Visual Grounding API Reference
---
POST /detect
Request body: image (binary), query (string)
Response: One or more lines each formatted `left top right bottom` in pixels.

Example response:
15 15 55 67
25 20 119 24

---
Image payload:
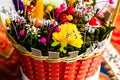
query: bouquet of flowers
5 0 115 58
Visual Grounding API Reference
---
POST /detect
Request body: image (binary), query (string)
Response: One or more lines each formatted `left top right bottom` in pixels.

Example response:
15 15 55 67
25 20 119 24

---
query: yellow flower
46 5 53 13
5 18 11 25
67 15 73 21
52 23 83 53
24 0 30 6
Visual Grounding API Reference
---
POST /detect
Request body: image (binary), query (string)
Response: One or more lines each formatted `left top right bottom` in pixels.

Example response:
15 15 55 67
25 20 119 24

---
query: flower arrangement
6 0 115 58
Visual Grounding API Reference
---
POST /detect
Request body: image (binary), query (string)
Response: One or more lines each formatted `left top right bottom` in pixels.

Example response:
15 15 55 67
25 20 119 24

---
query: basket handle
111 0 120 26
0 16 6 29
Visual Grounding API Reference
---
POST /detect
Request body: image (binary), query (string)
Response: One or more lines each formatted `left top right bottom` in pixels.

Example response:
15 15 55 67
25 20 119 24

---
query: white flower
31 26 37 32
43 0 64 8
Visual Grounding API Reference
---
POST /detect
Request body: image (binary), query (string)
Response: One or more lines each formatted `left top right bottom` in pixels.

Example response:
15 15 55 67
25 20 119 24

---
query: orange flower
34 19 42 28
69 0 75 6
34 0 44 20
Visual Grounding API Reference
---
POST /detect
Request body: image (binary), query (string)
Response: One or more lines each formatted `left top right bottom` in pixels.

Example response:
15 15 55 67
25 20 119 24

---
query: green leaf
99 27 115 41
102 27 115 38
60 47 66 53
51 41 60 47
93 0 96 9
60 43 67 53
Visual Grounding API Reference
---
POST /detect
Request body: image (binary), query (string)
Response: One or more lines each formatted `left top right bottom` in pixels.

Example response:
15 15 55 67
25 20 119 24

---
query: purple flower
19 29 25 36
12 0 24 12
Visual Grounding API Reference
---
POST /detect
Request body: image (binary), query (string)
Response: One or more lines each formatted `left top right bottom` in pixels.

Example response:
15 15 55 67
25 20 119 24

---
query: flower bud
46 5 53 13
67 15 73 21
40 37 47 43
24 0 30 6
5 18 11 25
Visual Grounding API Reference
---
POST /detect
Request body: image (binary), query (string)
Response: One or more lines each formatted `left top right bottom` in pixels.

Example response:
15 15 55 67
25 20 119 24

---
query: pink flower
84 0 89 2
40 37 47 43
55 27 61 32
54 8 62 16
19 29 25 36
60 3 67 10
64 21 69 24
109 0 114 4
17 18 23 24
87 7 91 12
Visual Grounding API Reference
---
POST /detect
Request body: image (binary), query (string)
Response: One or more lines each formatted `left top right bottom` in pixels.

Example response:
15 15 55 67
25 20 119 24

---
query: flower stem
24 6 27 18
23 34 28 42
96 1 108 16
47 13 60 42
17 0 20 12
48 12 52 20
11 22 20 40
96 1 109 4
30 31 33 46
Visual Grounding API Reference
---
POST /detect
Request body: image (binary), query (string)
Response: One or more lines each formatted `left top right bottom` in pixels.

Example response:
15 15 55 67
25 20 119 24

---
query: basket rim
14 42 105 62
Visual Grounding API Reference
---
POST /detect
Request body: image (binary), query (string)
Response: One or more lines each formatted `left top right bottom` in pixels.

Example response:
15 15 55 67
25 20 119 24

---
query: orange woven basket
17 49 104 80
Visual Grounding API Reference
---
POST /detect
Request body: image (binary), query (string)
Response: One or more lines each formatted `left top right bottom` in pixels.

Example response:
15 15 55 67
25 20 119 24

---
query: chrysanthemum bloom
52 23 83 53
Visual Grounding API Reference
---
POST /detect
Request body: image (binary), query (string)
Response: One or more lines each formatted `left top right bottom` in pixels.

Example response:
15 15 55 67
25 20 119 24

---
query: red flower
59 13 68 22
67 6 76 15
89 17 102 27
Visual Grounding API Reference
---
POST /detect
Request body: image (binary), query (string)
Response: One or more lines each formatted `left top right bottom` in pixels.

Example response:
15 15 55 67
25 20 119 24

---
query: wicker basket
11 1 120 80
18 49 104 80
14 1 120 80
14 26 114 79
0 50 22 80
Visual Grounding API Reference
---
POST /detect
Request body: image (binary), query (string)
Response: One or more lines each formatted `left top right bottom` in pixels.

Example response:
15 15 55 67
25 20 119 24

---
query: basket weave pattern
19 51 103 80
